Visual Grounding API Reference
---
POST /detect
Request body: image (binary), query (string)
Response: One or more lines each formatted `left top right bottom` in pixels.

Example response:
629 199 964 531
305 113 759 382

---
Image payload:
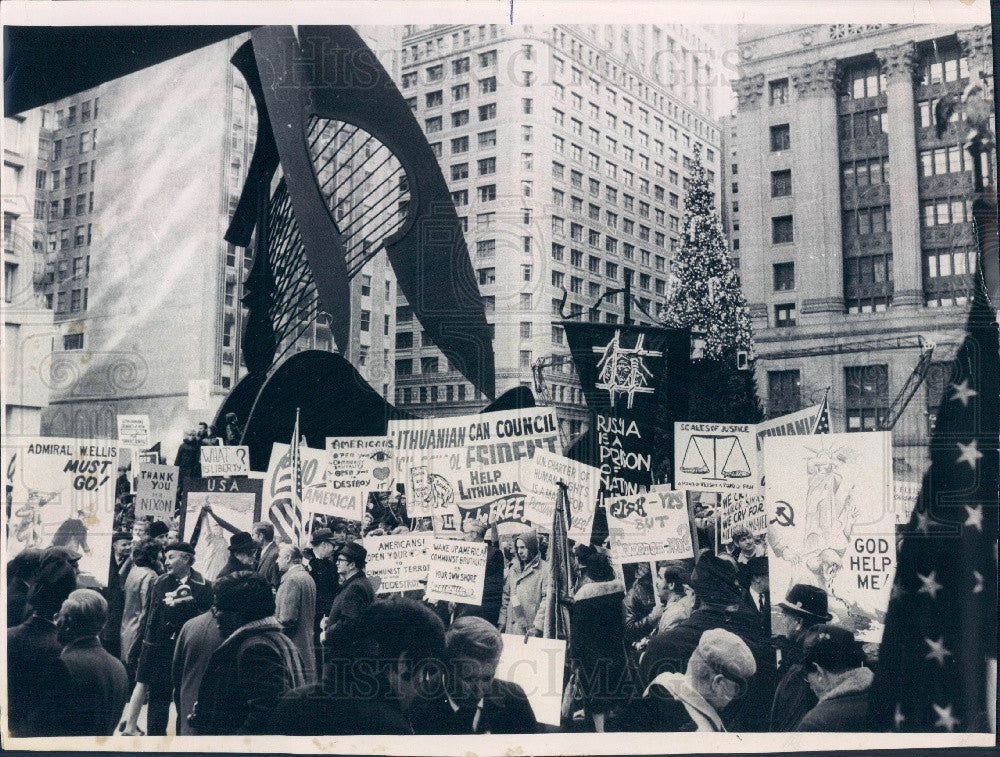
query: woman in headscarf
497 531 548 637
568 546 628 732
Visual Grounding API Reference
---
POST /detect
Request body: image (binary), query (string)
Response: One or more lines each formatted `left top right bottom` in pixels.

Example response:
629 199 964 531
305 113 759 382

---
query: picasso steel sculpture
215 27 497 468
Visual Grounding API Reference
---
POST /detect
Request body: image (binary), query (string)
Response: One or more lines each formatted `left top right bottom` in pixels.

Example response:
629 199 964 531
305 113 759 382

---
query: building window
844 253 892 313
451 136 469 154
773 262 795 291
425 116 442 133
774 302 796 327
451 163 469 181
478 76 497 94
63 333 84 350
426 64 443 82
519 293 532 310
478 103 497 121
396 331 414 349
845 364 888 432
477 157 496 175
520 321 532 339
478 130 496 148
359 309 371 331
396 358 413 376
772 215 793 244
841 63 885 100
477 184 496 202
451 110 469 127
924 246 976 307
919 146 966 177
770 124 790 152
921 198 970 227
426 90 443 108
453 57 470 75
771 169 792 197
476 239 496 257
769 78 789 106
837 108 887 139
450 189 468 207
519 350 532 368
768 370 801 416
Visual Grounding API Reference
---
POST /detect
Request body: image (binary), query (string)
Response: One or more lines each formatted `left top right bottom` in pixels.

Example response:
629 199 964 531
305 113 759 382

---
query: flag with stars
867 226 998 732
811 389 831 434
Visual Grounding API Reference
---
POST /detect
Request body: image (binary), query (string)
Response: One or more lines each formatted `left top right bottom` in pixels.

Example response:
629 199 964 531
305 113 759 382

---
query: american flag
269 408 303 545
811 389 831 434
867 264 998 732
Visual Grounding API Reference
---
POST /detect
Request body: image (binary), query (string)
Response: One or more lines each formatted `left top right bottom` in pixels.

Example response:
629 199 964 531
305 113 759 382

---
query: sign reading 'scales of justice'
135 464 179 519
389 409 560 536
604 489 694 564
5 436 119 589
364 532 432 594
424 539 488 605
674 422 759 494
764 431 894 644
200 445 250 477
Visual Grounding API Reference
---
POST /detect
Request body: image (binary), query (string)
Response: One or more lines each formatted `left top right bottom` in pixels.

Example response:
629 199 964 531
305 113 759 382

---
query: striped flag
269 408 303 544
811 388 831 434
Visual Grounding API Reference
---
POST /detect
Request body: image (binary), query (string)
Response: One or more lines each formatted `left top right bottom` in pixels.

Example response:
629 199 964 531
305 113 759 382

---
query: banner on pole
117 415 150 449
200 446 250 477
522 449 599 543
425 538 488 605
764 431 894 643
364 532 432 594
135 464 179 520
5 436 119 588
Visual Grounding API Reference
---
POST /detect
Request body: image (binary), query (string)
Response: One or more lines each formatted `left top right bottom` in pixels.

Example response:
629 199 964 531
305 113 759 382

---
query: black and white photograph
1 1 996 753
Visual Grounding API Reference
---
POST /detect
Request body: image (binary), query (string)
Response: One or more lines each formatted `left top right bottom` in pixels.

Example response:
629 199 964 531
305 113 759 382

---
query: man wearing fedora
308 528 340 645
769 583 833 731
217 531 258 580
320 541 374 679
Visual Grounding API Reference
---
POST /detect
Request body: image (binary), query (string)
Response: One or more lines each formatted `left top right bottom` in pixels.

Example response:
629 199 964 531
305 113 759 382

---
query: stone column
732 74 767 328
790 59 844 315
875 42 922 308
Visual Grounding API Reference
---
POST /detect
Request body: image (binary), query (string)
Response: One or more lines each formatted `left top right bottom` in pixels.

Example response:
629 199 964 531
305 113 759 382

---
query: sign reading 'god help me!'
425 539 488 605
200 446 250 477
135 464 179 519
605 489 694 564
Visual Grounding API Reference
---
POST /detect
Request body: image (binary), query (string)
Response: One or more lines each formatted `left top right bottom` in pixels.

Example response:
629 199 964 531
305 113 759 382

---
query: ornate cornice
790 59 839 98
875 42 918 83
957 25 993 61
733 74 765 110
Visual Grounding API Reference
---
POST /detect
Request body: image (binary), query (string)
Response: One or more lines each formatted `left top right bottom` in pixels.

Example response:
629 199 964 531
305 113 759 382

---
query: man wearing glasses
319 541 374 680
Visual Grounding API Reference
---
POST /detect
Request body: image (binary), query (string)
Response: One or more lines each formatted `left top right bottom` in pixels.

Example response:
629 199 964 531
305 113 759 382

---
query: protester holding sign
498 532 548 637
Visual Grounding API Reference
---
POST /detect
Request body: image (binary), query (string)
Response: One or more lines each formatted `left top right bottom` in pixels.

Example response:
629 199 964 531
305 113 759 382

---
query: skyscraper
394 24 727 443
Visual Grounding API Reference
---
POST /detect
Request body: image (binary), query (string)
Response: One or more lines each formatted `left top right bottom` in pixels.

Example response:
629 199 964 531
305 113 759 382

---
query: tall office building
733 23 994 470
28 30 398 454
394 24 726 442
3 109 54 435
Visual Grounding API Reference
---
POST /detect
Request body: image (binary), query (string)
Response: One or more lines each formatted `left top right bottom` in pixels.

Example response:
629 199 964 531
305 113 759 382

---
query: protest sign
425 538 488 605
675 422 758 494
6 436 119 588
182 476 264 582
135 464 179 519
364 532 432 594
605 489 694 564
200 445 250 477
390 408 561 536
764 431 894 643
136 448 160 465
262 442 342 524
753 404 824 487
496 635 566 727
716 492 767 548
325 436 395 490
117 415 150 448
522 449 600 543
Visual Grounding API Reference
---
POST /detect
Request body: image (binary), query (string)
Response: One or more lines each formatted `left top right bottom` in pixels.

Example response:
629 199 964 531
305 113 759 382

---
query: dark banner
563 323 690 507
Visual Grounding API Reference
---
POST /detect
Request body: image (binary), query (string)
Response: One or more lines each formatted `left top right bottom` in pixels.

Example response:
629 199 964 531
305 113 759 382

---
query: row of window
844 205 891 237
36 161 97 192
425 102 496 132
397 383 487 406
44 192 95 221
50 287 89 315
551 268 666 295
51 130 97 161
552 242 667 273
52 99 99 130
841 156 889 188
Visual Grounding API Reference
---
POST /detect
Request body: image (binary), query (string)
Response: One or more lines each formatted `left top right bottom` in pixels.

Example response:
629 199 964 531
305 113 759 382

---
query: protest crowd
4 416 900 739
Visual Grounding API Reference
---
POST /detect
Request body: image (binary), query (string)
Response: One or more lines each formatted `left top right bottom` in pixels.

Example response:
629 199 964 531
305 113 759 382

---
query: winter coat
191 617 307 735
623 577 657 642
498 557 549 635
171 610 223 735
795 666 873 732
7 576 31 628
7 616 62 736
636 672 727 731
322 571 374 658
639 603 777 732
100 556 128 659
409 678 539 734
46 637 129 736
656 592 696 635
119 563 157 668
256 541 280 591
770 638 817 732
309 555 339 633
269 679 413 735
217 555 254 580
174 439 202 480
570 578 630 712
135 570 213 690
275 563 317 684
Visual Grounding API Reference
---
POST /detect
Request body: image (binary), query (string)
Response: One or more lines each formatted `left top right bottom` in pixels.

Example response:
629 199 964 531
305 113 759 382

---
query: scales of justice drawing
680 435 752 482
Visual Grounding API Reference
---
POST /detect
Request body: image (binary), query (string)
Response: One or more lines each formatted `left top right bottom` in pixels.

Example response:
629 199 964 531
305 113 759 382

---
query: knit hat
801 624 865 672
228 531 257 554
515 531 539 562
583 551 616 583
691 554 742 606
338 540 367 570
744 556 769 578
112 531 132 543
148 520 170 539
163 541 196 556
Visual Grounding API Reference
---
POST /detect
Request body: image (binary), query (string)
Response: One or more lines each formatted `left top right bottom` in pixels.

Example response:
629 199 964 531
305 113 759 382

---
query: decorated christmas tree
659 146 763 424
